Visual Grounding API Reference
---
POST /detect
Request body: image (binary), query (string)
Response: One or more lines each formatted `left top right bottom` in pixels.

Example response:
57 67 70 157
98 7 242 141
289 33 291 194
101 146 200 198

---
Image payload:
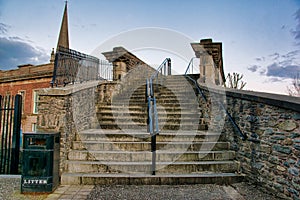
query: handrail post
151 132 156 175
167 58 171 75
146 58 172 176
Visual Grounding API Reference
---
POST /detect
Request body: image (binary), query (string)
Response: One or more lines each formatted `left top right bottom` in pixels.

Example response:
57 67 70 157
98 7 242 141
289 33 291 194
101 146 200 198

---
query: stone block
292 113 300 120
259 145 271 154
287 187 299 196
292 181 300 191
296 160 300 168
278 120 297 132
282 138 293 145
294 144 300 151
288 167 299 176
276 165 286 172
276 177 290 185
273 182 284 192
291 132 300 139
271 135 286 140
263 128 274 136
269 156 279 164
252 162 264 170
272 144 292 154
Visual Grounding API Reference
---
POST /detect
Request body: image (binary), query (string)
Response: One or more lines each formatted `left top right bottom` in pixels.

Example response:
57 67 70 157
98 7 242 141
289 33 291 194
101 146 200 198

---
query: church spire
56 1 69 50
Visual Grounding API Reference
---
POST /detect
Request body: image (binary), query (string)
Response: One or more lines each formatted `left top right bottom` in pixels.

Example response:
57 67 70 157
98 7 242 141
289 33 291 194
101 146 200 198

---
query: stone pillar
199 51 215 84
191 38 225 85
113 61 127 81
214 65 221 85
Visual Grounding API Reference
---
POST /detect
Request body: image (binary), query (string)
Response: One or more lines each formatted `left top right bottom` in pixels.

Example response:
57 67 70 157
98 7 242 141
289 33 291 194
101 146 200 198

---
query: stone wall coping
38 80 101 96
198 82 300 112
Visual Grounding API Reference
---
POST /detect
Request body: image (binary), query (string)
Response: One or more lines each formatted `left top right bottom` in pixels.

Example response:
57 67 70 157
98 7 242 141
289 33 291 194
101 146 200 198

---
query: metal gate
0 94 22 174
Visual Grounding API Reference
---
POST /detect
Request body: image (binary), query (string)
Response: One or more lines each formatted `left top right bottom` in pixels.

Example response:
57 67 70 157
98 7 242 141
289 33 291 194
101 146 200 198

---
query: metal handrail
146 58 171 175
150 58 171 81
185 57 207 101
184 57 248 141
184 57 197 75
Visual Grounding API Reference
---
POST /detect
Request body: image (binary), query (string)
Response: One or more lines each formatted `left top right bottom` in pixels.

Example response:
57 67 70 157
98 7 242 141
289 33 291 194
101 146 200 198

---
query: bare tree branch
225 72 247 90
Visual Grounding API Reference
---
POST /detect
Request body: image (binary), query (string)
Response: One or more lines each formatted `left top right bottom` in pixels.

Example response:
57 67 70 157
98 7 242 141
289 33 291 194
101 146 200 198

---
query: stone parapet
37 81 100 174
198 82 300 199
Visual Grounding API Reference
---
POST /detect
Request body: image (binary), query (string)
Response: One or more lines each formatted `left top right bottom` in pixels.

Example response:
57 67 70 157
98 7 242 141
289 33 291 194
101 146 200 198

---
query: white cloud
0 37 49 70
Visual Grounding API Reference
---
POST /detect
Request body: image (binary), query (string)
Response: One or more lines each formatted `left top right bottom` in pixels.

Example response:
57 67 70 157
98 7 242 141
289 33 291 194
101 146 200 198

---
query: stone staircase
61 73 243 185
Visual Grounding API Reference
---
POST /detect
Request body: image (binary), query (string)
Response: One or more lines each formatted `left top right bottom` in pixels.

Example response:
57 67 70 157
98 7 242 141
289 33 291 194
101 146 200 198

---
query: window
33 91 39 114
18 90 25 114
32 123 37 132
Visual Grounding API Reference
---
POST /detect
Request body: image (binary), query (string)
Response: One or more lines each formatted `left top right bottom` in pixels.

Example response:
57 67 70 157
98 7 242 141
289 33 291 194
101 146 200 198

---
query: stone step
72 141 230 151
61 172 244 185
154 85 197 90
98 105 146 111
97 116 201 124
98 105 201 112
121 99 195 105
97 123 207 131
117 87 197 97
115 90 197 99
99 120 208 131
97 111 200 118
97 107 200 113
116 91 198 98
76 130 224 142
65 160 240 174
68 150 235 162
115 98 198 105
98 123 145 130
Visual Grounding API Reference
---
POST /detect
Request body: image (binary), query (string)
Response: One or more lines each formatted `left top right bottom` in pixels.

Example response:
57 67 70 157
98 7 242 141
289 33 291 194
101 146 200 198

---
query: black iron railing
99 59 113 81
0 95 22 174
184 57 248 141
51 46 102 87
146 58 171 175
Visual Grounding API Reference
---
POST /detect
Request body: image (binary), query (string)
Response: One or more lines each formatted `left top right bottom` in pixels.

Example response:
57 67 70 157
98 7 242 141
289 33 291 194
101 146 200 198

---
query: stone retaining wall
37 81 99 174
199 83 300 199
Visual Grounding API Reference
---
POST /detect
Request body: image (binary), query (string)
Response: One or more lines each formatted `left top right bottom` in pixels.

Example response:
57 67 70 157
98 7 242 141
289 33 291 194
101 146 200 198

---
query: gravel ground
0 175 47 200
0 175 280 200
87 182 279 200
231 182 279 200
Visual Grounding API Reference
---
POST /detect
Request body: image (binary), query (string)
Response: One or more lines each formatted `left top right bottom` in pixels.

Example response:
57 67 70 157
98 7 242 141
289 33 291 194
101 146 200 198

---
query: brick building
0 62 54 132
0 2 69 132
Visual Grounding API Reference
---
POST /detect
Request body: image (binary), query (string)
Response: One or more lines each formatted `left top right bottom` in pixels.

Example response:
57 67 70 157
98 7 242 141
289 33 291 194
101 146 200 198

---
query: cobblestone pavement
0 175 279 200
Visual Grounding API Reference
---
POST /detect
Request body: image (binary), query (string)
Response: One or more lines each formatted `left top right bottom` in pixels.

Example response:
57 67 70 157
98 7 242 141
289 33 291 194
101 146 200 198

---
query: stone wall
198 82 300 199
96 81 118 105
37 81 99 174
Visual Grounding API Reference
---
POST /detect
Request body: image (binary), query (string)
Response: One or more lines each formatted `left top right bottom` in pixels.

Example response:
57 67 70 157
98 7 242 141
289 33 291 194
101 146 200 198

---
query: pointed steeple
56 1 69 50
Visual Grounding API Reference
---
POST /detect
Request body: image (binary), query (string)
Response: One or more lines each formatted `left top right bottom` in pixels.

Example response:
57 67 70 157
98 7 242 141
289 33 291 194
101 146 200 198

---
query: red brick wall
0 78 52 132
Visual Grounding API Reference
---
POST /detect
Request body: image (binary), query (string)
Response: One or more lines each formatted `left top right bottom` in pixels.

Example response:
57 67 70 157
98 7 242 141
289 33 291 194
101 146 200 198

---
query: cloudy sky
0 0 300 95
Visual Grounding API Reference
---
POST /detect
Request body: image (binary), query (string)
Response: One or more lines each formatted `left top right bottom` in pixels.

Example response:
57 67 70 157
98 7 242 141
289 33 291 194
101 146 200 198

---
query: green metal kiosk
21 132 60 193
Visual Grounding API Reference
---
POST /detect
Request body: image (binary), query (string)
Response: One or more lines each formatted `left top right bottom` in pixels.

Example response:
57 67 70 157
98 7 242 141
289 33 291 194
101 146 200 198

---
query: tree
287 73 300 97
225 72 247 90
